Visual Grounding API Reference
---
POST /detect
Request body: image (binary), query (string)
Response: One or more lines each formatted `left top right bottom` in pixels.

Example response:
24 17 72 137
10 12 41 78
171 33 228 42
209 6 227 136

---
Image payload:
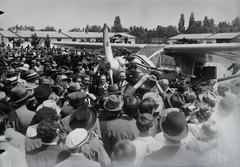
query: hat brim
26 124 38 138
19 67 29 71
36 103 61 114
25 75 40 82
13 88 33 103
103 100 123 112
160 116 189 141
105 90 123 96
166 93 174 108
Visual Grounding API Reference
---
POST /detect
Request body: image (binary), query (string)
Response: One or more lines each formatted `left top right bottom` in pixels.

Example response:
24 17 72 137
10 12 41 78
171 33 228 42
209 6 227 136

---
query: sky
0 0 240 32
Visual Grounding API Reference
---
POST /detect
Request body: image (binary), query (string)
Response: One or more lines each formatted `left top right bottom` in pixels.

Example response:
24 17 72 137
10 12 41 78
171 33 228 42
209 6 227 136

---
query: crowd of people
0 45 240 167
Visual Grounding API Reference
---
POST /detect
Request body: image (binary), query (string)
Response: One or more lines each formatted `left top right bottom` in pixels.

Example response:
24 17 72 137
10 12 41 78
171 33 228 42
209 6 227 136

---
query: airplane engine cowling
110 57 126 83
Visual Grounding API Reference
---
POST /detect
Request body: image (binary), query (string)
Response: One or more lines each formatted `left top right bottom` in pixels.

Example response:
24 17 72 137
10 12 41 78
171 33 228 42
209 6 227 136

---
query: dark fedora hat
38 76 54 86
69 104 97 131
25 70 40 82
4 76 18 86
107 84 122 95
103 94 123 112
160 111 189 141
34 85 52 100
5 68 18 77
167 92 185 108
11 85 33 103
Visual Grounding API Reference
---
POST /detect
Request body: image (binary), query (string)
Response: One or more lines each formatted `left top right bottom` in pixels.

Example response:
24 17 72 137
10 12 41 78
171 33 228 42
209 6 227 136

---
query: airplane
53 24 240 85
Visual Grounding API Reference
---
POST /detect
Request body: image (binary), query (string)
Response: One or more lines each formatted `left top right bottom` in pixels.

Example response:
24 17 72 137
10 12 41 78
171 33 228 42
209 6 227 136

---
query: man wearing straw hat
54 128 100 167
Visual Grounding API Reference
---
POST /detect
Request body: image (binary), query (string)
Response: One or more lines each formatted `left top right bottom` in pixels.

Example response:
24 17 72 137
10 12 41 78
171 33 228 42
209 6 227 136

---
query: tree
231 16 240 32
112 16 123 32
129 26 147 43
45 35 51 48
85 24 89 33
165 25 178 38
186 12 196 34
178 14 185 33
40 26 56 31
31 33 40 47
202 16 215 33
194 21 203 33
69 28 82 32
89 25 102 32
218 21 231 33
27 26 35 31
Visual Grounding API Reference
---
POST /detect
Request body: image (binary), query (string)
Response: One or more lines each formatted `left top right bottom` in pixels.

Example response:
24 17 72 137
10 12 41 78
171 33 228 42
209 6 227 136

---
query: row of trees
69 13 240 43
178 13 240 33
6 13 240 44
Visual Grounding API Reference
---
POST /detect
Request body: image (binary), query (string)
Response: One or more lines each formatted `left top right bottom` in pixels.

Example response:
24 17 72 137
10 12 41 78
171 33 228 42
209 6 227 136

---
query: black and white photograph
0 0 240 166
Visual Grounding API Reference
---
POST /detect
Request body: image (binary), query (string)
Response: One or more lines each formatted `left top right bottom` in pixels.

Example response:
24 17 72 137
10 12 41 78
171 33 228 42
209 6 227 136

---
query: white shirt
132 136 162 167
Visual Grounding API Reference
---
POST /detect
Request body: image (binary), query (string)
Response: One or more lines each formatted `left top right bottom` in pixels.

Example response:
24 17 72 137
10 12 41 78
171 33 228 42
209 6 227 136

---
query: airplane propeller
103 23 116 84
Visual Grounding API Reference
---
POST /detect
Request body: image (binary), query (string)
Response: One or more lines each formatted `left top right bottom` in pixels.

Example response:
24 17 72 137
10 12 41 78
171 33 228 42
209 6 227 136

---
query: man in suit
117 71 128 94
10 85 36 135
26 119 70 167
102 95 139 156
142 111 197 167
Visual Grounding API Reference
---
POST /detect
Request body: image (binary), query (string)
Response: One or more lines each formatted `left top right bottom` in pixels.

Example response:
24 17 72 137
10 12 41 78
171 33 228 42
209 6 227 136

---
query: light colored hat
198 91 217 106
103 94 123 112
66 128 89 149
19 64 30 71
36 99 61 114
0 91 8 101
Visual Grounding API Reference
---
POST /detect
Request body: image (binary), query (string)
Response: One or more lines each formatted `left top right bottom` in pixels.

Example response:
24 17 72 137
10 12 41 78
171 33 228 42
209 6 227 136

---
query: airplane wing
164 43 240 59
53 41 146 50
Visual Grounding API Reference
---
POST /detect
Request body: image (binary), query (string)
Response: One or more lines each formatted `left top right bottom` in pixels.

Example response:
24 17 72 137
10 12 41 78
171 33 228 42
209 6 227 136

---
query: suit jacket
103 115 139 156
142 145 197 167
117 80 128 93
26 144 70 167
5 128 26 155
15 105 35 135
0 141 28 167
54 153 101 167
